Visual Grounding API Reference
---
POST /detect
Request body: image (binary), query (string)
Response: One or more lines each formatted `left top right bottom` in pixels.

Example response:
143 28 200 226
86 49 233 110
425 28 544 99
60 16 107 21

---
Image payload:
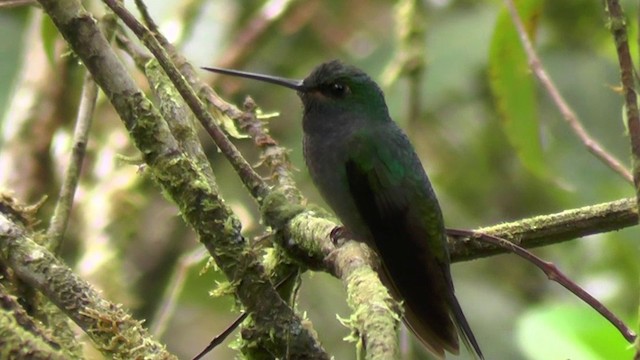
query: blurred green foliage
518 304 633 359
1 0 639 359
0 7 28 127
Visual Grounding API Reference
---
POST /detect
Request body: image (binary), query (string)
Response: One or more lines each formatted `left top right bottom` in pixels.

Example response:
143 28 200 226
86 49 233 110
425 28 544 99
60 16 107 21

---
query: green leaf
517 304 633 360
489 0 546 177
40 15 58 67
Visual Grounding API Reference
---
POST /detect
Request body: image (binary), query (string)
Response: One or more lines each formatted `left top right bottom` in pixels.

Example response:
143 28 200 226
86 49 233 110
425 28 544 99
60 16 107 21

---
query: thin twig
150 247 208 338
504 0 633 184
215 0 300 69
401 0 426 131
448 228 637 343
46 71 98 252
603 3 640 358
47 12 118 252
383 0 427 132
604 0 640 193
102 2 328 358
103 0 270 200
0 0 37 8
239 98 302 202
134 0 160 34
192 271 298 360
192 312 249 360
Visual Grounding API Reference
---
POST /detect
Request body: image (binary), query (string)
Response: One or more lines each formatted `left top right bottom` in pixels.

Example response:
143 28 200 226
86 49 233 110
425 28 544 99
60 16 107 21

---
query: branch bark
9 2 637 359
449 197 638 261
36 0 328 358
605 0 640 195
0 195 175 359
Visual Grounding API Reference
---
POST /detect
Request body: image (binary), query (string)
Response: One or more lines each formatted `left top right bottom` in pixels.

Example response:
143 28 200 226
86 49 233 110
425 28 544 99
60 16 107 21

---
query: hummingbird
202 60 484 359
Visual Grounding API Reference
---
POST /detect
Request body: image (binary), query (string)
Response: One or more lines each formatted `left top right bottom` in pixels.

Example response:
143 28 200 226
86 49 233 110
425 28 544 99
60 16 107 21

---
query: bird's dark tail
449 292 484 360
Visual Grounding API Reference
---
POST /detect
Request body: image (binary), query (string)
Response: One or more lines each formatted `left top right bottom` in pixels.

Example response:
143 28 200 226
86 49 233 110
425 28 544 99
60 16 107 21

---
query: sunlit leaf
489 0 545 177
517 304 633 360
40 15 58 66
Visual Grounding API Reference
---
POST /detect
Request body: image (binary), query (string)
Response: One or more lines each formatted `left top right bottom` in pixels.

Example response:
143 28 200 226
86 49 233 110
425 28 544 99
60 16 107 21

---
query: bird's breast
302 132 373 240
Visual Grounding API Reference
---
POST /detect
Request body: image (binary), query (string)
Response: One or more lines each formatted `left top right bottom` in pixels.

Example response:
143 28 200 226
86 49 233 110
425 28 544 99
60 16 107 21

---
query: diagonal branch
604 0 640 194
38 0 328 358
0 195 177 359
110 3 400 357
504 0 633 184
448 228 636 343
33 1 640 359
103 0 270 200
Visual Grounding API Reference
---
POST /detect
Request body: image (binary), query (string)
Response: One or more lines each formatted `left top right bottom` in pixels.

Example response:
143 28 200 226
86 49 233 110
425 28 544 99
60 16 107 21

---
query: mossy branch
449 197 638 261
0 196 176 359
35 0 327 358
20 1 640 360
0 284 76 360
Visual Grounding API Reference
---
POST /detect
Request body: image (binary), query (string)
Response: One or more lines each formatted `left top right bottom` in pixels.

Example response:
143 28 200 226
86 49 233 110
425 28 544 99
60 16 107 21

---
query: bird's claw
330 226 352 247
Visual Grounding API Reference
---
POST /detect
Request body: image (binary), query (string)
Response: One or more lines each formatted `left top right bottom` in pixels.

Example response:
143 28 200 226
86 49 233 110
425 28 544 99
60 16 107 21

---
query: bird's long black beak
201 66 305 91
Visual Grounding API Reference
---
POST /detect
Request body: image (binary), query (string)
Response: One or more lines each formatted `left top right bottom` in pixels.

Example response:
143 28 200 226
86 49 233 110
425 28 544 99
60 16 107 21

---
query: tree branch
37 0 328 358
44 5 119 253
104 0 270 200
110 3 400 357
29 1 640 359
505 0 633 184
604 0 640 194
449 197 638 261
0 284 75 360
0 194 176 359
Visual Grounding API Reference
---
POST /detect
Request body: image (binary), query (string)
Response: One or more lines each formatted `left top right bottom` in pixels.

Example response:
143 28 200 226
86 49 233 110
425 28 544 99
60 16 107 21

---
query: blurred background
0 0 638 359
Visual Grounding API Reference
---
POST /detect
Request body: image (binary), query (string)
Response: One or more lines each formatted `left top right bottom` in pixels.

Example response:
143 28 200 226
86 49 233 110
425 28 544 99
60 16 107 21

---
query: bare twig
103 0 270 200
603 2 640 357
46 70 98 252
133 0 160 34
0 0 37 8
448 228 636 343
383 0 427 131
192 271 298 360
239 98 302 202
216 0 300 69
504 0 633 184
604 0 640 193
192 312 249 360
40 0 327 357
150 247 208 338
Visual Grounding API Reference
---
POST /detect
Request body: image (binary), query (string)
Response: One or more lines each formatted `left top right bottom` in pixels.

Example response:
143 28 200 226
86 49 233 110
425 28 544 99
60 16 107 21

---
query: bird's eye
326 82 350 98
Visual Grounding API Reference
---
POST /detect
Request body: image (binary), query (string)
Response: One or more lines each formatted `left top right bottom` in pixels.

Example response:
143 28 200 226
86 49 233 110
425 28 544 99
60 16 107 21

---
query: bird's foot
329 226 352 247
